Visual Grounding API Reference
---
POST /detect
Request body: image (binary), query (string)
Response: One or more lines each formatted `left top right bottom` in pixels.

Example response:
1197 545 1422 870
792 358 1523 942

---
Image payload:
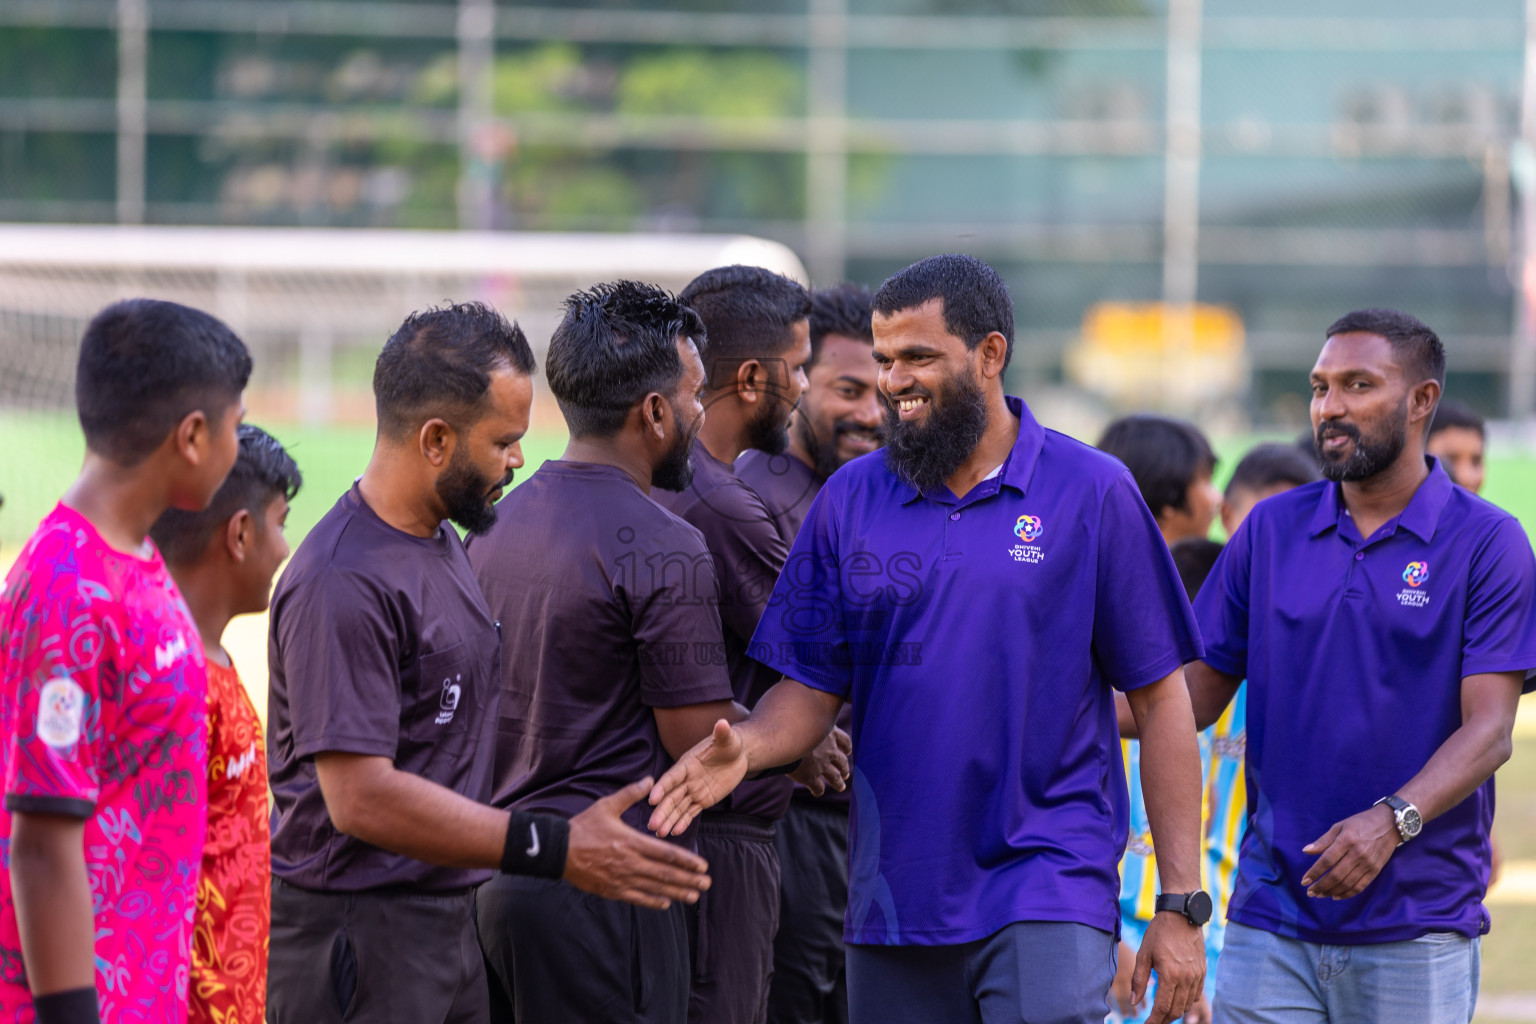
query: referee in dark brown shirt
468 282 748 1024
738 283 881 1024
266 304 710 1024
657 267 852 1024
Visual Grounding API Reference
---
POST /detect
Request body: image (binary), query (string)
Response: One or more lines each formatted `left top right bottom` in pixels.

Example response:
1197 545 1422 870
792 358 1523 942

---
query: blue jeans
847 921 1117 1024
1213 921 1480 1024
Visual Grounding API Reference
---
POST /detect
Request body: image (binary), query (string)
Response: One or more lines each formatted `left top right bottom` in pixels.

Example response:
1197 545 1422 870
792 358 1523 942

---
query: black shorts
477 873 690 1024
688 812 782 1024
267 877 489 1024
768 800 849 1024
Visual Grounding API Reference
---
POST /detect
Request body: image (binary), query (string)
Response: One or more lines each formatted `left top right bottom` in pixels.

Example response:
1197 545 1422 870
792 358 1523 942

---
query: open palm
647 719 750 837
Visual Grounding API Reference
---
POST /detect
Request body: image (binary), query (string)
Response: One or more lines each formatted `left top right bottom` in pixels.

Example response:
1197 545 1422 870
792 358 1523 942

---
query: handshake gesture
647 718 852 838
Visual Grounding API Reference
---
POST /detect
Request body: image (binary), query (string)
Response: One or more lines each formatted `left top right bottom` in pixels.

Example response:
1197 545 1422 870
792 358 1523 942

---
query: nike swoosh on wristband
527 824 540 858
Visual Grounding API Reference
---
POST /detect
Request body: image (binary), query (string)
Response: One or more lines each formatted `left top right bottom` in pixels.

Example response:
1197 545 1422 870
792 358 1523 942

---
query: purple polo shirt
749 396 1203 946
1195 458 1536 945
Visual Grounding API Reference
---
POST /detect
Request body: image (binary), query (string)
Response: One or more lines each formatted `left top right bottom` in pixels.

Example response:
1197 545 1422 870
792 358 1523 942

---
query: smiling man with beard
1181 309 1536 1024
647 254 1210 1024
468 282 757 1024
266 303 711 1024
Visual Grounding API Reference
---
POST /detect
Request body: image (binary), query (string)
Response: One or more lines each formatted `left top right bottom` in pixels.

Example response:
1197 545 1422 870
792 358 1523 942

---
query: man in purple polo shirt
654 264 839 1024
738 282 883 1024
267 304 710 1024
468 282 759 1024
1184 308 1536 1024
649 254 1210 1024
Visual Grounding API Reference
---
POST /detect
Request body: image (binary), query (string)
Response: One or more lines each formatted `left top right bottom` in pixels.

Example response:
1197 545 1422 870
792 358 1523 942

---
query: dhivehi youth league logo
1013 515 1043 543
1402 561 1429 588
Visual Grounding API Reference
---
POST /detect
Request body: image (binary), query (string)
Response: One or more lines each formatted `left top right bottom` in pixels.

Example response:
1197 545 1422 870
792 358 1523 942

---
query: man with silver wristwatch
1183 308 1536 1024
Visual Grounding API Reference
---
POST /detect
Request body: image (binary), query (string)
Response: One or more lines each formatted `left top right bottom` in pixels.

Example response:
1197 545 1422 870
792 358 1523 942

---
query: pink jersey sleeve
2 530 109 817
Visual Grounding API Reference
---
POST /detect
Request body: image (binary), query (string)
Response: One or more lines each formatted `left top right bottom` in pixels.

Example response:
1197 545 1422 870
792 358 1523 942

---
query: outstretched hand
790 726 851 797
647 719 750 837
1133 913 1205 1024
565 778 712 910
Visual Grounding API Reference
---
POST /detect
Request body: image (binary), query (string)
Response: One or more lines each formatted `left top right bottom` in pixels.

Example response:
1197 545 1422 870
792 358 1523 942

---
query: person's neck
61 455 168 556
172 566 234 667
944 392 1018 501
785 435 818 477
562 436 656 493
696 412 750 468
1339 447 1431 540
357 446 443 538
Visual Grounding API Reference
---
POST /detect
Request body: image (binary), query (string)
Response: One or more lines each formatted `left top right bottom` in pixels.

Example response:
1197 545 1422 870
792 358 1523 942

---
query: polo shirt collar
896 395 1046 505
1305 456 1455 542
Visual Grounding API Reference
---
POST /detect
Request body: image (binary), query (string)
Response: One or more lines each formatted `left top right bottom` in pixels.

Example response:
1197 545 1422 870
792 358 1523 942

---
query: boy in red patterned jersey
0 299 250 1024
151 424 302 1024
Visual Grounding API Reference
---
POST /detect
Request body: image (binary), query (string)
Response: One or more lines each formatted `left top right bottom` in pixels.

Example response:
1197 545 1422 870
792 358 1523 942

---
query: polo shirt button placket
950 512 961 522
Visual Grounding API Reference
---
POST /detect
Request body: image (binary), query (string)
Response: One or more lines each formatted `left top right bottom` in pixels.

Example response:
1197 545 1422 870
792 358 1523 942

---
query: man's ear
419 418 455 467
977 332 1009 381
643 393 670 440
735 359 765 406
173 409 212 466
1411 381 1443 432
223 508 253 564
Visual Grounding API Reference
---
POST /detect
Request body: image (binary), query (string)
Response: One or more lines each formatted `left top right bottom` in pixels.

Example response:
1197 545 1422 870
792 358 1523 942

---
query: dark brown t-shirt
736 449 854 812
267 485 501 892
467 461 735 833
654 446 796 820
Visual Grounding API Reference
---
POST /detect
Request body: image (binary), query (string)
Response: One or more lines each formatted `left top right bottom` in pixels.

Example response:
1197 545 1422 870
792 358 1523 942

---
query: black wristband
33 987 99 1024
500 810 569 879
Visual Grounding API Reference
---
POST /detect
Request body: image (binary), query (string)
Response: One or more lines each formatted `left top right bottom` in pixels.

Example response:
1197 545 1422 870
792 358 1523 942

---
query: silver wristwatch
1374 794 1422 845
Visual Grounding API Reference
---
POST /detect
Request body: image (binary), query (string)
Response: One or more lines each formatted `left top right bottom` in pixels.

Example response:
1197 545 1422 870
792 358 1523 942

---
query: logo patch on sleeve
37 676 85 749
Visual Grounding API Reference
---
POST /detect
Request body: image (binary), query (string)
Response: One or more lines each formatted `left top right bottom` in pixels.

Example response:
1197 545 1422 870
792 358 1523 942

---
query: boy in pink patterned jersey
0 299 250 1024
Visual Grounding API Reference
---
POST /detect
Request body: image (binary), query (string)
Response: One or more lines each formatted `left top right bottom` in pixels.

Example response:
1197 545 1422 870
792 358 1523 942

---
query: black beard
881 367 989 495
1315 413 1407 483
746 400 792 457
437 446 510 535
653 402 699 493
797 413 884 481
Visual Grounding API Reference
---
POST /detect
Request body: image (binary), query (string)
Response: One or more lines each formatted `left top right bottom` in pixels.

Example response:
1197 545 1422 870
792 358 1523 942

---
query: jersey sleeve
1192 513 1256 681
274 567 405 760
628 525 738 709
2 548 109 818
748 484 855 699
1091 471 1205 691
1461 516 1536 680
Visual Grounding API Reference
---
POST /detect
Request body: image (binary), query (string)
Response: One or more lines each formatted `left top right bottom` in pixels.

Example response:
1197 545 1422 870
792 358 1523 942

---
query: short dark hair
1097 415 1217 516
1225 442 1320 498
545 280 707 438
1325 308 1446 387
373 302 536 439
809 283 874 364
150 424 302 567
1170 538 1224 603
871 254 1015 371
1429 398 1485 440
679 265 810 386
77 298 253 466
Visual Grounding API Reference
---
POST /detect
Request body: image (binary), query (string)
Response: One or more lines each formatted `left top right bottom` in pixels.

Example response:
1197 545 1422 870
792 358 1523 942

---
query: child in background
1425 399 1486 493
1097 415 1221 1024
1196 443 1318 1022
150 425 302 1024
0 299 249 1024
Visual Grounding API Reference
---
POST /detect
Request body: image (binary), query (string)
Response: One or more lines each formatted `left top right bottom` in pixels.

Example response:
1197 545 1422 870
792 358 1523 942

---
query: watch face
1187 890 1214 926
1401 807 1423 837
